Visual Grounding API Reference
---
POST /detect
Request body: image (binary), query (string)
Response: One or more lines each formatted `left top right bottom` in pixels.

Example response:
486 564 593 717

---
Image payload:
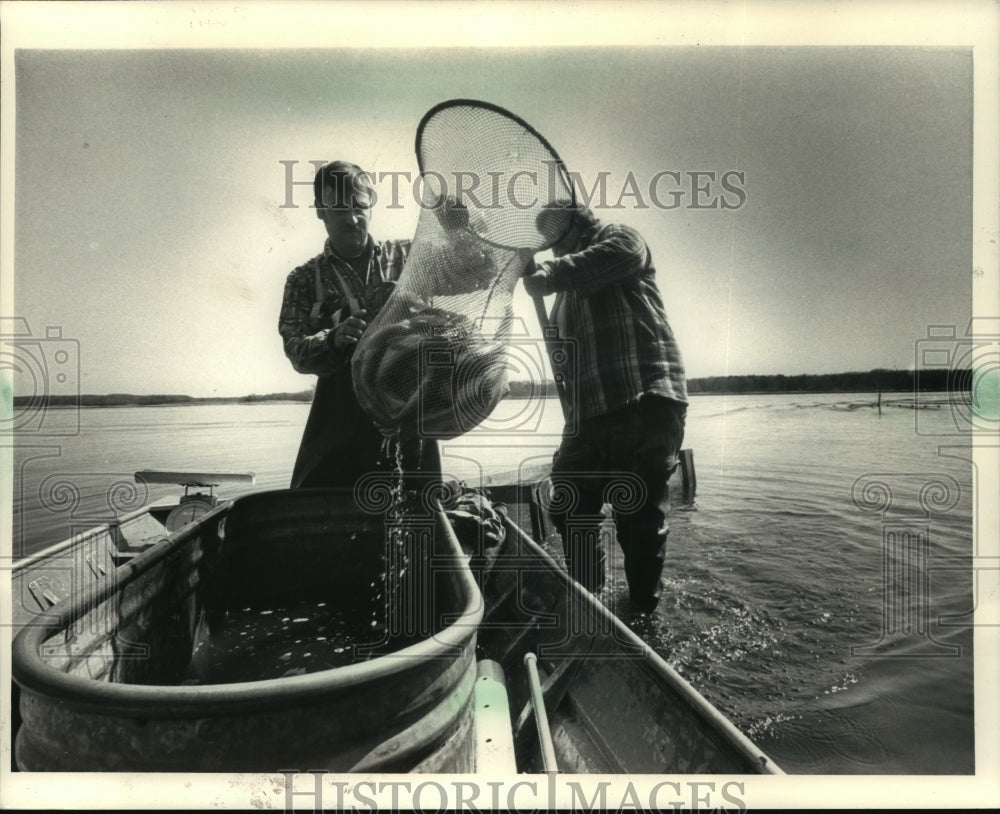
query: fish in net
352 100 576 439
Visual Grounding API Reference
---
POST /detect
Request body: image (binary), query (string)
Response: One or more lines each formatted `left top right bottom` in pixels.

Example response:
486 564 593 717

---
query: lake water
9 393 978 774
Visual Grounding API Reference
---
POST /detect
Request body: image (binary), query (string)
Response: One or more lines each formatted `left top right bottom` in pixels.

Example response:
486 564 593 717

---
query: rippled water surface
11 393 977 773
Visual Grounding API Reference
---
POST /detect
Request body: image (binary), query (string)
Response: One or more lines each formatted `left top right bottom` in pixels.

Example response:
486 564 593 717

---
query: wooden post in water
679 448 696 500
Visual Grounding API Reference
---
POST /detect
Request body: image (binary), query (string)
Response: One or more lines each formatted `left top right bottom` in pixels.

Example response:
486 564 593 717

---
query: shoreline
18 388 958 410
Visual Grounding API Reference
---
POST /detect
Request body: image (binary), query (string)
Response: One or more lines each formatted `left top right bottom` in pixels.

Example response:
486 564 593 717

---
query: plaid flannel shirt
278 237 410 377
545 222 687 423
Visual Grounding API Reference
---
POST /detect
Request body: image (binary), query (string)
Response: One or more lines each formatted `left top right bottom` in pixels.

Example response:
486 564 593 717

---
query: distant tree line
507 368 963 397
239 391 314 403
29 394 201 407
685 368 961 395
12 369 964 409
507 379 561 399
14 390 315 408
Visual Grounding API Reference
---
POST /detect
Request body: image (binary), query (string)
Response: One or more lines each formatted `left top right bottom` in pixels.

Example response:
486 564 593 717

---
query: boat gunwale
11 500 484 718
500 514 785 775
11 501 175 573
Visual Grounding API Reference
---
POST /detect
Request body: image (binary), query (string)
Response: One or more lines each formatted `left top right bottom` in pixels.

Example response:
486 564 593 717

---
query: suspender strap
313 258 363 321
329 264 362 316
314 262 325 304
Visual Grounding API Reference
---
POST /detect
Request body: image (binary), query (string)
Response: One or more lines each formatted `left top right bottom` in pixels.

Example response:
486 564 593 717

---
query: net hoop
415 99 577 252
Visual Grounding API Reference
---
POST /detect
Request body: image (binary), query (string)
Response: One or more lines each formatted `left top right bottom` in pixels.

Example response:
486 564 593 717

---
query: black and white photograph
2 1 998 810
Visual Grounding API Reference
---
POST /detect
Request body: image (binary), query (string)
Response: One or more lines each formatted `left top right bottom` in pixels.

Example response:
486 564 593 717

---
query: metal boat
10 470 783 774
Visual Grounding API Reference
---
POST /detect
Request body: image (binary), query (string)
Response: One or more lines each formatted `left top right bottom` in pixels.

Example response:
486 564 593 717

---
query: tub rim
12 498 484 718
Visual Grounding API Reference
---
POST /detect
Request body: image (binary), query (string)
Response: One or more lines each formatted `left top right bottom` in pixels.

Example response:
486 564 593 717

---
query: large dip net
352 100 575 440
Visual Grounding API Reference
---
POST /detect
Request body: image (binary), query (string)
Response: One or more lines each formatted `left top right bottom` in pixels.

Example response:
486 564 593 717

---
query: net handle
524 258 569 419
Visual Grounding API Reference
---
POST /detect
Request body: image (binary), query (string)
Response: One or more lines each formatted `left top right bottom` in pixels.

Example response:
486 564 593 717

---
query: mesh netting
352 100 575 440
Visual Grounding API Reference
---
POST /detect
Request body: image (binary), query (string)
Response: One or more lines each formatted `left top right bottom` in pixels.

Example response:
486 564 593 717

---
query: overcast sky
3 3 991 398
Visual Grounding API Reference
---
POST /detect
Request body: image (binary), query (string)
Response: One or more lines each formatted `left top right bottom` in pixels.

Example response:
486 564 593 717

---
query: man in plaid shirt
279 161 439 489
524 205 687 614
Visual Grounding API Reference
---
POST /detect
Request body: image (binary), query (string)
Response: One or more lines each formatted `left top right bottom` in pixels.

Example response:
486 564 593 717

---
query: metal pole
523 651 559 773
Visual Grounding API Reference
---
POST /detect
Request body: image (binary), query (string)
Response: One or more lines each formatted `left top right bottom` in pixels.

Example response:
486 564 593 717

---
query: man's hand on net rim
522 265 551 298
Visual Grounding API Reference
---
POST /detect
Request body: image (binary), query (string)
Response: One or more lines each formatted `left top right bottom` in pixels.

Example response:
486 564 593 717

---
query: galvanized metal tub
12 488 482 772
